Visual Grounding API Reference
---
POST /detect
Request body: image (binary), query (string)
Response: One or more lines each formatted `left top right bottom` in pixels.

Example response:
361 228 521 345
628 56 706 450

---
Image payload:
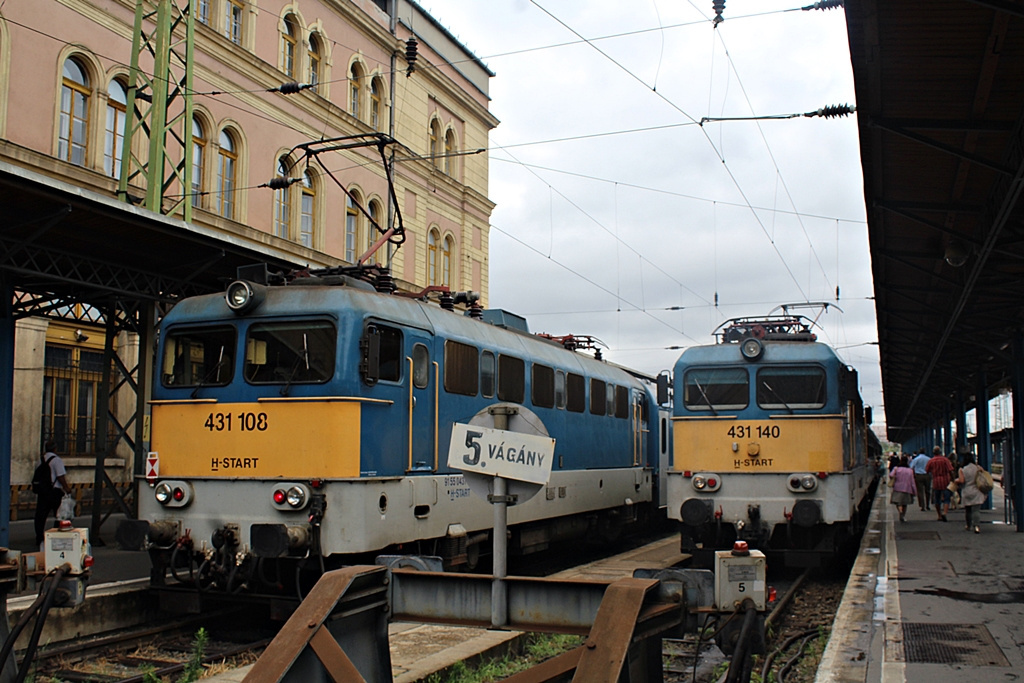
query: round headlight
801 475 817 490
286 485 307 508
226 281 252 310
155 482 172 504
741 338 763 361
692 475 707 490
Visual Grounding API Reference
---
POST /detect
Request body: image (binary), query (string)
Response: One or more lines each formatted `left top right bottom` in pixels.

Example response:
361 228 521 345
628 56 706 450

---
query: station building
0 0 497 497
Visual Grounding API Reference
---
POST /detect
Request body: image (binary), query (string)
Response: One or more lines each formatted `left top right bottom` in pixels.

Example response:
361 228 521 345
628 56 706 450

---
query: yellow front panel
151 400 361 478
673 416 845 473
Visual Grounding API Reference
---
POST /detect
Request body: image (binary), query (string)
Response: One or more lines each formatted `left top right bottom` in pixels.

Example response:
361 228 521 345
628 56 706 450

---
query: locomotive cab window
683 368 748 411
444 340 478 395
245 320 335 384
554 370 566 409
412 344 430 389
756 366 826 410
497 354 524 403
532 363 555 408
162 326 236 387
361 324 402 384
615 385 630 418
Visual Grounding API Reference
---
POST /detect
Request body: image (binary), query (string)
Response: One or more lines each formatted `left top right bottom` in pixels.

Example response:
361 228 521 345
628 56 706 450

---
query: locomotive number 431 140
727 424 780 439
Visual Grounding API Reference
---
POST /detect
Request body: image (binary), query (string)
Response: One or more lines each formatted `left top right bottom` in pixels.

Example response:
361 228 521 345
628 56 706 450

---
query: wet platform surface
819 481 1024 682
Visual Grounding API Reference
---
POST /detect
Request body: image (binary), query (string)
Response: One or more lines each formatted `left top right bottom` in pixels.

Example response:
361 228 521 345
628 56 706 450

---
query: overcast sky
420 0 882 428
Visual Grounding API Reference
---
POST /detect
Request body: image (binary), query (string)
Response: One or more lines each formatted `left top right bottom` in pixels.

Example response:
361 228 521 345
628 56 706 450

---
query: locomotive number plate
726 424 781 439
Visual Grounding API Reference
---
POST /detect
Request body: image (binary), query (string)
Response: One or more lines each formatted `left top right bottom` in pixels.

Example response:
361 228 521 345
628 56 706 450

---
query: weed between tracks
423 633 583 683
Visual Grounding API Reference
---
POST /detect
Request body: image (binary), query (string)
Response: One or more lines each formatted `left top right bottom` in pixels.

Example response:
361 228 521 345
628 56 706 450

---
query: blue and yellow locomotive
119 267 667 596
666 315 877 568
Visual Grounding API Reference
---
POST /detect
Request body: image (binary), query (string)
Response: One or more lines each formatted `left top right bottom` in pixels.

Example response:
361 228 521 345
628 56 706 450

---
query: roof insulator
802 0 844 10
712 0 726 27
405 37 418 77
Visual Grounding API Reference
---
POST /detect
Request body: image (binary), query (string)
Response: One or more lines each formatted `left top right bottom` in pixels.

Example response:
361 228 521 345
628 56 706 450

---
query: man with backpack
33 440 70 548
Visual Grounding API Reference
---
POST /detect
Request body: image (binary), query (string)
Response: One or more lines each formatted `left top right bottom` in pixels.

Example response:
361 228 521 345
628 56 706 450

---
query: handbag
976 468 995 495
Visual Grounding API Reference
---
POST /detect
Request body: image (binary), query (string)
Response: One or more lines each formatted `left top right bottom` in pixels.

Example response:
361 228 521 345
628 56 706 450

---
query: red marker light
58 520 72 530
707 478 718 488
273 489 286 504
83 555 94 568
173 487 185 501
817 471 828 479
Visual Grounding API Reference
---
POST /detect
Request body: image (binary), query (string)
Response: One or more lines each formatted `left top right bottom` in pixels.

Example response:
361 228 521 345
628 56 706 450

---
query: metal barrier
244 565 709 683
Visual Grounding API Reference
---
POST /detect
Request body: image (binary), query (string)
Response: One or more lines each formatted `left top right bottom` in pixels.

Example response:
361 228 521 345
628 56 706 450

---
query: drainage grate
899 623 1009 665
895 531 941 541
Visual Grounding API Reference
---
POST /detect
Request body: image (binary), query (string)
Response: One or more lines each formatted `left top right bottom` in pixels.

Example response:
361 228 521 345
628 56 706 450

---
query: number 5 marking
463 430 482 466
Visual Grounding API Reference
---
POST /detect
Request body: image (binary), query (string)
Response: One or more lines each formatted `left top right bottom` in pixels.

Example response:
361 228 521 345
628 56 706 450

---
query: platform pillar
1011 332 1024 530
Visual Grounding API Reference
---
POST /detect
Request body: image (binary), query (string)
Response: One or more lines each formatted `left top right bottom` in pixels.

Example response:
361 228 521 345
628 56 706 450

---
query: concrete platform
818 480 1024 682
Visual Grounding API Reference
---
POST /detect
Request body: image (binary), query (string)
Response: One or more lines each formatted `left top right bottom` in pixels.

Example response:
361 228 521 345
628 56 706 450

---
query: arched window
349 63 363 120
191 117 206 208
281 15 299 79
370 77 382 130
104 79 127 179
427 227 440 285
59 57 90 166
300 171 316 248
308 33 323 92
216 129 237 219
429 119 441 168
345 191 361 262
444 129 455 176
442 235 453 287
274 155 292 239
365 199 382 264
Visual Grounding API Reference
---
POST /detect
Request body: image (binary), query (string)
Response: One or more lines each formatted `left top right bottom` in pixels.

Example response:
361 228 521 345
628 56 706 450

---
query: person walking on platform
34 440 70 548
956 452 985 533
926 446 954 521
890 455 917 522
909 448 931 510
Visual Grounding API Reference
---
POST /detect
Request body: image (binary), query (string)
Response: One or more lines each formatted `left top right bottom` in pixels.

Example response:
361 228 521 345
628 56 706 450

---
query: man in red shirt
925 445 953 521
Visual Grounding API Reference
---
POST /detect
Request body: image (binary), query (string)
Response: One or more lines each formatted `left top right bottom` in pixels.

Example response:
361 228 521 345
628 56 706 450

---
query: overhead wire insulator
712 0 726 26
806 103 856 119
274 82 312 95
802 0 844 10
405 37 418 77
268 176 300 190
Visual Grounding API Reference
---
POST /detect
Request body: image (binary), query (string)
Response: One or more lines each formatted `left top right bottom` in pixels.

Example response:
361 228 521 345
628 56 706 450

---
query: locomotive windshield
683 368 748 411
162 326 236 387
243 320 336 385
756 366 826 410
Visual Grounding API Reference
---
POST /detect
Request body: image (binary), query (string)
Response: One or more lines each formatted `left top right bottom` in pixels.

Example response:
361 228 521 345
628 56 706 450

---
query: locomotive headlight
800 475 817 490
286 486 306 508
741 337 763 361
155 482 173 504
692 475 707 490
225 280 266 315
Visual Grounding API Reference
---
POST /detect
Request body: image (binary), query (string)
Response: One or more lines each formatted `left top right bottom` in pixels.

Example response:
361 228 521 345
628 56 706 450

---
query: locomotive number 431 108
203 411 269 432
727 424 781 439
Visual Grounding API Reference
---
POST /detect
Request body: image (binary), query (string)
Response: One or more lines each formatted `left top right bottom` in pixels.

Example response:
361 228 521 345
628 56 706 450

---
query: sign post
447 405 555 627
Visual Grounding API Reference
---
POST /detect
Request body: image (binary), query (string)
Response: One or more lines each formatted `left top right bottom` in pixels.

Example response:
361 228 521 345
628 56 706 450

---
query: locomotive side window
555 370 566 409
413 344 431 389
756 366 826 410
532 363 555 408
590 378 606 415
481 351 495 398
444 340 478 395
497 354 525 403
162 326 236 387
615 385 629 418
566 372 585 412
606 383 616 417
360 324 402 384
683 368 748 411
245 321 336 385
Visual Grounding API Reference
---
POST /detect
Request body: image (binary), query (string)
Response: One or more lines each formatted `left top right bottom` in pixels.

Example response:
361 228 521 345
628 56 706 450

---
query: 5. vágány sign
447 423 556 485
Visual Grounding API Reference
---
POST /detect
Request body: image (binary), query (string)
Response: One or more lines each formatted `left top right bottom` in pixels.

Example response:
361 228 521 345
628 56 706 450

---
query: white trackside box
714 547 766 611
44 525 91 575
